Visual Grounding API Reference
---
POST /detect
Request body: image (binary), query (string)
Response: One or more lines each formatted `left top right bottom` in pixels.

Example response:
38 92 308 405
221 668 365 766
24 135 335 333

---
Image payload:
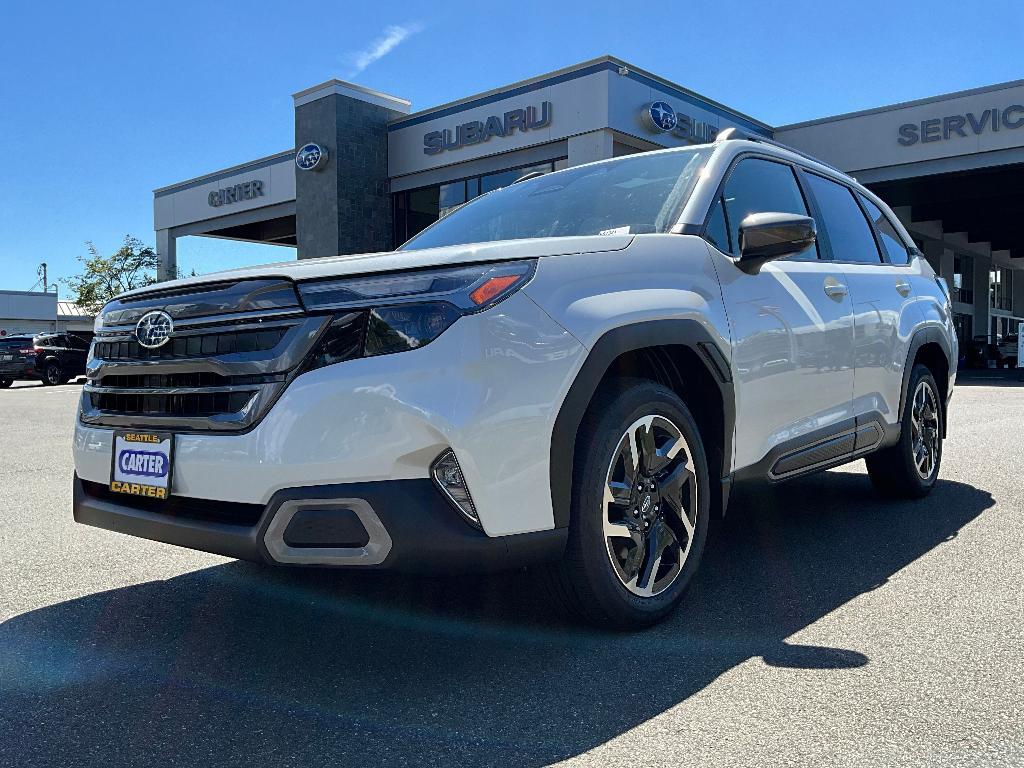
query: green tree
62 236 160 313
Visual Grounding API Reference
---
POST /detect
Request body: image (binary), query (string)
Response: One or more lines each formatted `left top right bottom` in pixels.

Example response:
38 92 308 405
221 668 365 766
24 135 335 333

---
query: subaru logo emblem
135 310 174 349
644 101 678 132
295 143 327 171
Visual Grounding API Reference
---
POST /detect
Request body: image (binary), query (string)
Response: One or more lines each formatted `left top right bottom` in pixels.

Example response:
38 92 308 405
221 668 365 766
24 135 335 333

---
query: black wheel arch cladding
900 327 954 439
549 320 735 529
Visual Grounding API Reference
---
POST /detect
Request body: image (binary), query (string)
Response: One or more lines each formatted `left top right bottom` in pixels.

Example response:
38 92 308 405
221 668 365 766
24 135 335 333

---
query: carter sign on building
208 180 265 207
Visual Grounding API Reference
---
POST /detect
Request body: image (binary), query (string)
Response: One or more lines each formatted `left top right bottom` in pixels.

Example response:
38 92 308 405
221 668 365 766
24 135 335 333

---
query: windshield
401 147 712 251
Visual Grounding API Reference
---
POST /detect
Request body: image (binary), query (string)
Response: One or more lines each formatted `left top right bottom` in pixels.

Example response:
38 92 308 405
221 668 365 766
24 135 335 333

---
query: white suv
73 132 956 628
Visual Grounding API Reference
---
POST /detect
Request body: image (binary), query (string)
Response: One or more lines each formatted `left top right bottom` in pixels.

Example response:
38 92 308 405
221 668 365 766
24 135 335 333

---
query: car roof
677 137 918 249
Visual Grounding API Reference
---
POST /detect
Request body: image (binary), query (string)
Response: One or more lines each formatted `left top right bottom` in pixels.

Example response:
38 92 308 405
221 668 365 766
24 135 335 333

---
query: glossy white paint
115 235 633 302
75 290 584 537
712 253 856 469
76 139 958 556
522 235 731 359
842 259 925 425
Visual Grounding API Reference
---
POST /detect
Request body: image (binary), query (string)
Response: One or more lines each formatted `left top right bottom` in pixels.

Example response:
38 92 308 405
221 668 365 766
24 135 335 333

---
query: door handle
823 278 848 300
895 279 912 297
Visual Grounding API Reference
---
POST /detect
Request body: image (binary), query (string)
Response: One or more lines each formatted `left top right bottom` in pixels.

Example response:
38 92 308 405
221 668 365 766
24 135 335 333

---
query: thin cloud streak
345 22 423 79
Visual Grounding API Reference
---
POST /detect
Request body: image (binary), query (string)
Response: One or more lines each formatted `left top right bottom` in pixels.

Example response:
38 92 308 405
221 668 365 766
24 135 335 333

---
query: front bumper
73 475 566 573
73 291 585 538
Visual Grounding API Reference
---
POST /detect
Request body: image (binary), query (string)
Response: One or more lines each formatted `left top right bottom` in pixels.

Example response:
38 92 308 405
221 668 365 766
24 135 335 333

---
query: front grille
94 327 287 361
89 389 256 417
81 479 264 527
82 282 332 432
97 372 280 389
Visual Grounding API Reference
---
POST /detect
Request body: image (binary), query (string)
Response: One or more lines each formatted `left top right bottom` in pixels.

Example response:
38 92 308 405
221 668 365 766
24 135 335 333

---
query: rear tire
0 378 12 388
42 362 66 386
865 364 942 499
540 379 710 629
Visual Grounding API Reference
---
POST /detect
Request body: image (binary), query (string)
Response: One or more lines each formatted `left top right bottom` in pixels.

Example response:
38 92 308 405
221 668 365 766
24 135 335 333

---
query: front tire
865 364 943 498
0 378 12 389
541 379 710 629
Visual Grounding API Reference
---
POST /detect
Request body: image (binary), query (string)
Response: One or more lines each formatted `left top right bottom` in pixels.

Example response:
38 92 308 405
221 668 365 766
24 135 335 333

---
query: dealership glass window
990 266 1013 311
480 162 556 194
803 173 881 263
722 159 817 259
438 181 467 217
858 195 911 265
953 253 974 304
953 312 972 351
407 187 442 242
393 159 565 246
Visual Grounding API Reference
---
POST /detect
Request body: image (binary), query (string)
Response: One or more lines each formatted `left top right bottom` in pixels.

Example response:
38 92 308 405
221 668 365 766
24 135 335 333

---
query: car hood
118 235 634 299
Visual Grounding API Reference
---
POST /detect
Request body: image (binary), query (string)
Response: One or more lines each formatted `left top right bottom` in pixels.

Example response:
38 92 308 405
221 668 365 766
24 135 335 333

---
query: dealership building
0 291 93 338
154 55 1024 350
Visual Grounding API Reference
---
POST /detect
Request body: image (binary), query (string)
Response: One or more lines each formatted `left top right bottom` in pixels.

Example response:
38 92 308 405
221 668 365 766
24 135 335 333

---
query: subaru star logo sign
295 143 327 171
644 101 678 132
135 310 174 349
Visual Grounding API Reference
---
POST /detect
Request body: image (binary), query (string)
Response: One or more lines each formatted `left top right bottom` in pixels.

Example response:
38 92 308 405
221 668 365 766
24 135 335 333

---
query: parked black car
0 333 91 387
33 333 91 385
0 336 39 387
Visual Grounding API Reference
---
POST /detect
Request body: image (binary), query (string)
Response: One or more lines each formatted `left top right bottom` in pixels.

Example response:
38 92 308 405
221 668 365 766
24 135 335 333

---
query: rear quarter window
859 194 912 265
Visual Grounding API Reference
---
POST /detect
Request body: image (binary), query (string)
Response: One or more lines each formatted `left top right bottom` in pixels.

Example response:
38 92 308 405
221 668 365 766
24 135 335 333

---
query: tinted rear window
859 194 911 265
0 337 33 349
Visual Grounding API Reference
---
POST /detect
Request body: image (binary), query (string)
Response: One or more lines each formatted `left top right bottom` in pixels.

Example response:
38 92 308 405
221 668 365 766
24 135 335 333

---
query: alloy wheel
602 415 698 597
910 379 940 480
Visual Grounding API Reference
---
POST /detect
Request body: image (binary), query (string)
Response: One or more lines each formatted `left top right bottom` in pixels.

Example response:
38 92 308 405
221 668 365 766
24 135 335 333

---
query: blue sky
1 0 1022 292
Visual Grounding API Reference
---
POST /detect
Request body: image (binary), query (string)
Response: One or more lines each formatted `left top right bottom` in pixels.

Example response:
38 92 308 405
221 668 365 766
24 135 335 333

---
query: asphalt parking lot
1 376 1022 767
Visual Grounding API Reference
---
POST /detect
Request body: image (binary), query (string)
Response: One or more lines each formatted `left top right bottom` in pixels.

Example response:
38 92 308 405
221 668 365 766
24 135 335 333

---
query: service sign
110 431 174 500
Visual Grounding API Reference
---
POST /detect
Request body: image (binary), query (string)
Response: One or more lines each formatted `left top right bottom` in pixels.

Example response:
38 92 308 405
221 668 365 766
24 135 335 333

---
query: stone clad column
293 81 411 259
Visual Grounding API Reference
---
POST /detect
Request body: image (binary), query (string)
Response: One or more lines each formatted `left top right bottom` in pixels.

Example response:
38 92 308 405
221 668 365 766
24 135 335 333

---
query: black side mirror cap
737 212 816 274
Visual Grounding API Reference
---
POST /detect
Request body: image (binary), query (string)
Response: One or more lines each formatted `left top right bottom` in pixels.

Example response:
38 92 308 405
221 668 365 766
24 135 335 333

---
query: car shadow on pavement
0 470 992 767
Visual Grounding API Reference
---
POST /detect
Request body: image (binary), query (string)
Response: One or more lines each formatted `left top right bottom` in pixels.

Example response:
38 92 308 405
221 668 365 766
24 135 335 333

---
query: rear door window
722 158 818 260
804 173 882 264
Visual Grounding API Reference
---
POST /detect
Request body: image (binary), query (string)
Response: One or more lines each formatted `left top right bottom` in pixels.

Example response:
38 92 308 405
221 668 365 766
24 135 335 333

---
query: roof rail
715 127 847 175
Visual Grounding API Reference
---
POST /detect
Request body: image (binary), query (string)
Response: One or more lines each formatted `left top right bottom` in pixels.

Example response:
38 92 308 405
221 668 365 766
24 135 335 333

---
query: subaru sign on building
152 56 1024 354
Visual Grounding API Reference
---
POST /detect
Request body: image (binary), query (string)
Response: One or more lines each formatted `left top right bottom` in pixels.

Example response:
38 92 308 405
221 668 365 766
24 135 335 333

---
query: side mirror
737 212 816 274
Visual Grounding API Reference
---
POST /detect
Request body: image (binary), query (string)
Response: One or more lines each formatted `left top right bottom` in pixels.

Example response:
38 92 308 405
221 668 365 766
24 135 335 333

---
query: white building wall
0 292 57 337
775 80 1024 175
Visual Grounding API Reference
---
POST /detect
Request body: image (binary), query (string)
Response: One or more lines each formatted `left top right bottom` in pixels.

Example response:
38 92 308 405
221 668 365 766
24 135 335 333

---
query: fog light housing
431 449 481 529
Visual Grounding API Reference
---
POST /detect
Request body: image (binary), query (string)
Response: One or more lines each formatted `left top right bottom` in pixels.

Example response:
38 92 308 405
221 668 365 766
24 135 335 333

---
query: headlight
299 260 536 367
297 260 535 313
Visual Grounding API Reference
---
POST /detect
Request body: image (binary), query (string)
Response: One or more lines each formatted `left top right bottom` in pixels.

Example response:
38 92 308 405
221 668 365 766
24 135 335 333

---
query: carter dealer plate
109 431 174 500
